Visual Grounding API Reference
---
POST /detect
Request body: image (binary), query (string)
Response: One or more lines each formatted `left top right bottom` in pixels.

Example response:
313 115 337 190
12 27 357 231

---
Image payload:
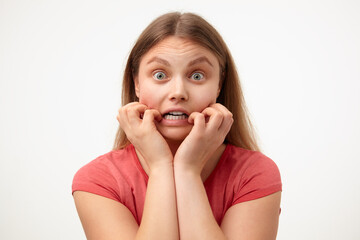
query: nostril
169 95 187 101
168 89 188 101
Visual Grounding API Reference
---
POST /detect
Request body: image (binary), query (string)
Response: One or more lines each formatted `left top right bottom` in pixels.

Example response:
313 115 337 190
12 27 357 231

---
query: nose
168 75 188 102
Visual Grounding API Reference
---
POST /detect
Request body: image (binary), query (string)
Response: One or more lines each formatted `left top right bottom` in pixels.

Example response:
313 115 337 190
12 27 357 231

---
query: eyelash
152 70 205 81
190 72 204 81
153 71 167 80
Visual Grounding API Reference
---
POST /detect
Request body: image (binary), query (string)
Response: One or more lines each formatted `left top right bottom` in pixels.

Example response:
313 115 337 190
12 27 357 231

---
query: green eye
153 72 166 80
191 72 204 81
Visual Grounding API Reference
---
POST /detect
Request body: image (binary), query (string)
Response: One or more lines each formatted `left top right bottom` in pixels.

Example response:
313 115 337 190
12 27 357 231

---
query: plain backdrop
1 0 359 239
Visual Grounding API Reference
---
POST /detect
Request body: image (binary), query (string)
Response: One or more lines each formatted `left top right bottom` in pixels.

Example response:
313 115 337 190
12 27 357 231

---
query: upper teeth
167 111 186 116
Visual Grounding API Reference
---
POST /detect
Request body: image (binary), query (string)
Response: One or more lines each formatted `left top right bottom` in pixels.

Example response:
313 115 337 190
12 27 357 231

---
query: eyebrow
188 56 214 68
146 57 170 66
146 56 214 68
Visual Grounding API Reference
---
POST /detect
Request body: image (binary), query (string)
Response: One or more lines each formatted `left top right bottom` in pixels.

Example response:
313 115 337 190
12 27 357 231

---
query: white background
1 0 359 239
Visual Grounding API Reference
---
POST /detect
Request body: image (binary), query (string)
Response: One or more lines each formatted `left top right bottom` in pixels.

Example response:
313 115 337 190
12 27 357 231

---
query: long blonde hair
113 12 260 152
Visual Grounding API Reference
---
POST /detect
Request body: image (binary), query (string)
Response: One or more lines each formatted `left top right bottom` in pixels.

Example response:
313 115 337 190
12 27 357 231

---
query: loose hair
113 12 260 152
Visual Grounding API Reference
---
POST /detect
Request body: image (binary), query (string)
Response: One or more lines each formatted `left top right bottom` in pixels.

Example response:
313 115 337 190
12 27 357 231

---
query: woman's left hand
174 103 234 175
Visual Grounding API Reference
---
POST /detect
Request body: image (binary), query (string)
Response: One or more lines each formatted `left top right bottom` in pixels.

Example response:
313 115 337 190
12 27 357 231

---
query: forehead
141 36 219 64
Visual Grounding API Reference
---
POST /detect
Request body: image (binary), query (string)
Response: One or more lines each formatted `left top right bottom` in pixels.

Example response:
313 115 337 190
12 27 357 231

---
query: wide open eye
153 71 167 80
190 72 204 81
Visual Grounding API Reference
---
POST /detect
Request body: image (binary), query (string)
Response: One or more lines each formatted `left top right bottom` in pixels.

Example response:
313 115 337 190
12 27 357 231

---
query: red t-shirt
72 144 282 225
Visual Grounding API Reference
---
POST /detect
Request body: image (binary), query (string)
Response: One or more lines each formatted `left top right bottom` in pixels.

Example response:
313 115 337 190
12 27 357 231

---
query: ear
134 77 140 98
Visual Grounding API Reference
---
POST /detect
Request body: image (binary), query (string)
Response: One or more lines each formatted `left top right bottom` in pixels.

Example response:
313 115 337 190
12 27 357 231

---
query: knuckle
122 108 129 113
221 109 232 118
225 112 233 119
118 107 124 114
213 112 223 121
197 113 205 120
146 109 155 115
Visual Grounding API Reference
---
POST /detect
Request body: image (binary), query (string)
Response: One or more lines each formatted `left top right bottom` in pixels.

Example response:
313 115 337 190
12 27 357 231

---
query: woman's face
135 36 221 143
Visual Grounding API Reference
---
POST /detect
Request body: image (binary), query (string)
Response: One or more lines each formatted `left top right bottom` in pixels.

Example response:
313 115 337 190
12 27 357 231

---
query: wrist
149 161 174 177
173 162 201 177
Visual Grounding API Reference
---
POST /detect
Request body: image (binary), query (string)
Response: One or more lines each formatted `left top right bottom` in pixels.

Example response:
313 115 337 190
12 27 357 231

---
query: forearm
136 163 179 240
174 165 227 240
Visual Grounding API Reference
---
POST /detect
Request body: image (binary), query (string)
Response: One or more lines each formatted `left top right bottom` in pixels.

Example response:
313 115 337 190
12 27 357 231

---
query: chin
158 126 192 143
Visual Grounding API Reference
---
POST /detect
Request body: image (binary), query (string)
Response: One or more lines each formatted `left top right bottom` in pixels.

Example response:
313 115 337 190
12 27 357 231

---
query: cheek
138 85 161 108
198 86 219 103
192 93 218 110
138 91 151 105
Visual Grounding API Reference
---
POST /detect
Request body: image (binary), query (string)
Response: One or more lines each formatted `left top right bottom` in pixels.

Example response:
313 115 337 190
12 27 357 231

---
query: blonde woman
72 12 282 240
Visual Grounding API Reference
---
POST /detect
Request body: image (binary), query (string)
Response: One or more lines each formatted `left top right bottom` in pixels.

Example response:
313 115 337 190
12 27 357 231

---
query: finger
142 109 162 125
117 107 132 133
208 103 233 129
117 102 145 121
148 109 162 122
209 103 234 134
188 112 200 124
188 112 206 130
127 104 148 125
209 103 233 119
117 103 147 132
201 107 223 129
125 102 143 107
117 106 131 126
219 117 233 137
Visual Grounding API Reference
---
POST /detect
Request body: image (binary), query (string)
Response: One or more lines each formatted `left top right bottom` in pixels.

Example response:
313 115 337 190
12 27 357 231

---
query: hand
117 102 173 174
174 103 233 175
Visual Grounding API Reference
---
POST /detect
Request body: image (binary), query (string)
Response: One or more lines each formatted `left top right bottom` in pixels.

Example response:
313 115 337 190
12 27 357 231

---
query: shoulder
225 144 280 175
73 145 135 181
72 145 138 202
224 144 282 204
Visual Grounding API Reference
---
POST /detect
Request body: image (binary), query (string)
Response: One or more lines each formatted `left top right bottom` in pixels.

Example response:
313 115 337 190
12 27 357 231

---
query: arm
73 103 179 240
173 169 281 240
73 191 138 240
174 104 232 239
173 166 227 239
174 104 281 239
73 162 178 240
137 162 179 240
221 192 281 240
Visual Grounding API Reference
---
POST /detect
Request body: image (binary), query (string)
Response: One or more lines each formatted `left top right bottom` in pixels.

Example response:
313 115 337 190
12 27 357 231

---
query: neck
164 138 182 157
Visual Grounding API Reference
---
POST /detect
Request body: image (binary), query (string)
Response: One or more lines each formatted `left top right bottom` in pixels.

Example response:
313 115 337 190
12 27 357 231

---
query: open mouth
163 111 189 120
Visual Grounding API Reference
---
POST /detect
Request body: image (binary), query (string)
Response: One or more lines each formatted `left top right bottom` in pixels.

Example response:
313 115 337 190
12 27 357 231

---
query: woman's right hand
116 102 173 174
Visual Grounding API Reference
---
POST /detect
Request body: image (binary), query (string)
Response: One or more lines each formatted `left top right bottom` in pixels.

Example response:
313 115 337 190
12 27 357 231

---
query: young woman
72 12 282 240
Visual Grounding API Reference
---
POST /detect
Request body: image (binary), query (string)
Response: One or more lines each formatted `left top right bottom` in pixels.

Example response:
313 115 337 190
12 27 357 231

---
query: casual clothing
72 144 282 225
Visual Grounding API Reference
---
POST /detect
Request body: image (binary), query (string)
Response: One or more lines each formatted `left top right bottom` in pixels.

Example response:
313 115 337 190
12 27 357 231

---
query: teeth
168 111 185 116
163 111 188 120
164 115 187 120
164 113 188 120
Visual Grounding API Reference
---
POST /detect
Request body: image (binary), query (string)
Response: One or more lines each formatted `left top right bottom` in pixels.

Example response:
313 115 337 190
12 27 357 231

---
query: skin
73 36 281 240
129 36 232 178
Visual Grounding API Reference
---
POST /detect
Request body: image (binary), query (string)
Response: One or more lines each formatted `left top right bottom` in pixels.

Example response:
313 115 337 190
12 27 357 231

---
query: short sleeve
72 156 122 203
232 153 282 205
